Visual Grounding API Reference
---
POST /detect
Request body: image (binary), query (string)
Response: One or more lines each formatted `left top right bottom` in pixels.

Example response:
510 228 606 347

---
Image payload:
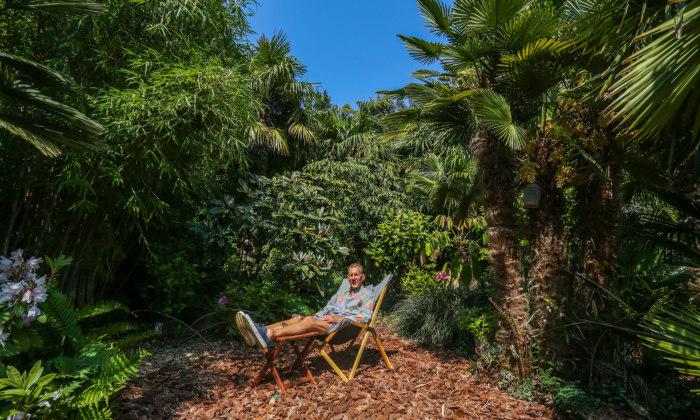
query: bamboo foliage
0 0 261 305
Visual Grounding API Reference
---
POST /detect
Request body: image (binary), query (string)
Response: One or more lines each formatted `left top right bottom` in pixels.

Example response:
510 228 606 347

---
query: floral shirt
314 285 375 324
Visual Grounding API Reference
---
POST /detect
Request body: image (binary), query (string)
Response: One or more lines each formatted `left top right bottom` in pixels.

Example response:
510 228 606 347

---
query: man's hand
319 315 341 324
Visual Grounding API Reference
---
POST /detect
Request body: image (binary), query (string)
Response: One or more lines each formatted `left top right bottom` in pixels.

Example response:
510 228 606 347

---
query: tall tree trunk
475 134 528 374
529 148 572 369
573 163 622 317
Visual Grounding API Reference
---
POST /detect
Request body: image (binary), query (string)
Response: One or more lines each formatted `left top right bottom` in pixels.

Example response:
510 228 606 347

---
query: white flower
4 282 23 294
21 271 36 283
21 313 34 327
27 305 40 318
51 390 60 400
38 400 50 408
31 287 47 303
9 249 23 267
21 290 32 303
33 275 46 288
0 257 12 270
26 257 42 270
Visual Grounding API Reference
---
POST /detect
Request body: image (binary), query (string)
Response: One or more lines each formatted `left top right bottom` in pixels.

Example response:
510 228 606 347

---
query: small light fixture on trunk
523 183 542 209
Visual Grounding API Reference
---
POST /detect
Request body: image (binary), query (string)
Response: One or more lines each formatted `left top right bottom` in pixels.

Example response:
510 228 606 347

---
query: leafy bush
215 282 318 336
190 172 349 284
366 210 437 272
512 368 598 415
459 306 497 344
392 287 489 350
401 264 446 295
141 237 208 316
0 250 155 419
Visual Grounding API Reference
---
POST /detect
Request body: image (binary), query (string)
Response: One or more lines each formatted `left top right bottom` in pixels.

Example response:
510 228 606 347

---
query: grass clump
391 286 489 350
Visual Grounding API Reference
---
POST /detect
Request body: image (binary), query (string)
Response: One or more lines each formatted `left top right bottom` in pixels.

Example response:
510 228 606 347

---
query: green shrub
391 287 489 350
366 209 437 272
0 251 155 419
401 264 446 295
459 306 497 343
215 282 318 336
141 237 208 316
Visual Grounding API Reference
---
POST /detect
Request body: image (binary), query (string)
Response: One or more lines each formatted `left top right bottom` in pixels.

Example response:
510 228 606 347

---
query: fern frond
76 406 112 420
98 349 148 384
88 322 140 337
77 300 129 319
73 382 119 408
114 330 159 351
44 290 84 348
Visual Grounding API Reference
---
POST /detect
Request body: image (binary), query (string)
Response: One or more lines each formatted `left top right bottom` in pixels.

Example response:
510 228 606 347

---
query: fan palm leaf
642 308 700 389
453 0 533 34
418 0 455 37
471 90 527 149
607 1 700 140
0 4 108 156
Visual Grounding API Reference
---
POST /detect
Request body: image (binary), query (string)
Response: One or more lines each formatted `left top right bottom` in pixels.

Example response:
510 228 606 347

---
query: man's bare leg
266 315 305 330
265 316 332 339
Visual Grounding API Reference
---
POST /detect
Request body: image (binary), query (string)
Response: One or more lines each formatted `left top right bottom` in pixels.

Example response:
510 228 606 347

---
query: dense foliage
4 0 700 417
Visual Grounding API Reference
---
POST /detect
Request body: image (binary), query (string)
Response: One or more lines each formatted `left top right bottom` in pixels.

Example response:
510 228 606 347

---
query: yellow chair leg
349 331 371 380
320 349 348 381
372 331 393 369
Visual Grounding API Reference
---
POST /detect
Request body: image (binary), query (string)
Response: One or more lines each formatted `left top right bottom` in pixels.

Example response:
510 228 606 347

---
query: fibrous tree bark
573 161 622 318
528 139 572 369
475 133 529 373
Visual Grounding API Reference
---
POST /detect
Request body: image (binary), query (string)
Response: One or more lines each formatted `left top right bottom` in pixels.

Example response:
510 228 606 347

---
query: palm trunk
529 148 571 369
573 163 622 317
475 133 528 374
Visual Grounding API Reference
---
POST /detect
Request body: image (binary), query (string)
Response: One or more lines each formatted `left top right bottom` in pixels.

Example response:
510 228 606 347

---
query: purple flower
218 295 228 305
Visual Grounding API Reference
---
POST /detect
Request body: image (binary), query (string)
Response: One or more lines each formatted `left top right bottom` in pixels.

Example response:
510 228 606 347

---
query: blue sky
248 0 442 107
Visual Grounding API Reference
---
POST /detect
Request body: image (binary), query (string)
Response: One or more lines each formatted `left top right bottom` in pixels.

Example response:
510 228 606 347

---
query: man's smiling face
348 266 365 291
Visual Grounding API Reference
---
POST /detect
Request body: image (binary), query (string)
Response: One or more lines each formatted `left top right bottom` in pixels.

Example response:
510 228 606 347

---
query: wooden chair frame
308 282 393 382
249 280 394 393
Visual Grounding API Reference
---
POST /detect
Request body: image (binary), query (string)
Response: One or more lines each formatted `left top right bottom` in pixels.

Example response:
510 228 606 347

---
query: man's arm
314 293 337 319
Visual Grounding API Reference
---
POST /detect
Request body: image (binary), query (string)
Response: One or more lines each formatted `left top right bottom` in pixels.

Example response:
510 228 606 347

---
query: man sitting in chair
236 263 375 349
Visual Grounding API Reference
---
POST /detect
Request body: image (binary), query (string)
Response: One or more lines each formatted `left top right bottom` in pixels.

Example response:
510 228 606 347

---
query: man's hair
348 263 364 275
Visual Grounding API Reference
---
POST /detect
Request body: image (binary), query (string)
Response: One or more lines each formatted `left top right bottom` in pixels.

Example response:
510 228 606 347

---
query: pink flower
218 295 228 305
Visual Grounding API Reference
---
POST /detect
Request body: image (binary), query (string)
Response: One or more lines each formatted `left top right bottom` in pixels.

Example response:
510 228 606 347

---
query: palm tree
567 0 700 142
381 0 573 373
381 76 529 374
313 101 394 161
0 2 108 157
406 152 481 227
247 32 319 175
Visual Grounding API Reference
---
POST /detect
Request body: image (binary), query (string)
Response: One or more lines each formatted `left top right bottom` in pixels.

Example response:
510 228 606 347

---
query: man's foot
235 312 257 347
235 312 272 349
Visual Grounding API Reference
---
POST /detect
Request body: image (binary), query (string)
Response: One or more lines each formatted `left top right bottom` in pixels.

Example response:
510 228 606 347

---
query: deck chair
250 275 394 394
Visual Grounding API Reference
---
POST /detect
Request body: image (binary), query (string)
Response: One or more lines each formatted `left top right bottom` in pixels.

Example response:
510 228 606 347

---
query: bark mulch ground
112 324 634 420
